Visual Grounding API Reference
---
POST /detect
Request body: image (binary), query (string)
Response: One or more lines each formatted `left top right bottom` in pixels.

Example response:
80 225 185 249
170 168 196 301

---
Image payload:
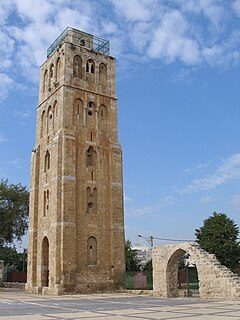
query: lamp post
138 235 154 248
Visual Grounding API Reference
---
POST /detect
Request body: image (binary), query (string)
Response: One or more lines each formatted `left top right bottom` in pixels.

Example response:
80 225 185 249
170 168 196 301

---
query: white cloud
158 195 176 206
230 194 240 209
199 195 212 204
181 153 240 194
7 159 21 169
126 206 158 218
147 10 201 65
0 73 16 101
0 133 8 143
110 0 152 22
233 0 240 16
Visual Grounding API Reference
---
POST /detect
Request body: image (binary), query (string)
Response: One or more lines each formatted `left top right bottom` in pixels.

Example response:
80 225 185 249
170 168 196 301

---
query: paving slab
0 288 240 319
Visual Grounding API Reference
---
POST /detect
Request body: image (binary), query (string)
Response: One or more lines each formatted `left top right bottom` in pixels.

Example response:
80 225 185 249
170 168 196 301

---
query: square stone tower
26 27 125 295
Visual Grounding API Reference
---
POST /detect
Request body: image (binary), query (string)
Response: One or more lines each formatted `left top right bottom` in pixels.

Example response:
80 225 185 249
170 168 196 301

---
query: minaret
26 27 125 294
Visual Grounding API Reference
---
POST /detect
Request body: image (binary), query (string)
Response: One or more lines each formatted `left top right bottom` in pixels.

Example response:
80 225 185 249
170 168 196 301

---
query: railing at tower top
47 27 110 58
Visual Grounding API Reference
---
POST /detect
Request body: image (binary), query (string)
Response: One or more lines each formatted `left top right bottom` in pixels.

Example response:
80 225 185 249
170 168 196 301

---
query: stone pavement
0 288 240 319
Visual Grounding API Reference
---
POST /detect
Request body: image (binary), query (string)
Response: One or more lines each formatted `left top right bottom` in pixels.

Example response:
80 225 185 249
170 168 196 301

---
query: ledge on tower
47 27 110 58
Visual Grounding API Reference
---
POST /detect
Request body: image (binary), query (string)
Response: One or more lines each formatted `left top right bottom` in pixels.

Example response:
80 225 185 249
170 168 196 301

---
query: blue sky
1 0 240 249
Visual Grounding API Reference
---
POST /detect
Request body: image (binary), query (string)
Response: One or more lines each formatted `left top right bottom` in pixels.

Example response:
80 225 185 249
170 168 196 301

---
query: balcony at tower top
47 27 110 58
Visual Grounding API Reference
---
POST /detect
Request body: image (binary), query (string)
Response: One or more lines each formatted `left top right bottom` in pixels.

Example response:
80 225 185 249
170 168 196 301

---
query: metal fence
125 272 153 290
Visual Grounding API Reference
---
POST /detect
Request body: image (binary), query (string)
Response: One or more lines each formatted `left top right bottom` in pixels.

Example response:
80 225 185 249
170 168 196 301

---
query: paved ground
1 288 240 319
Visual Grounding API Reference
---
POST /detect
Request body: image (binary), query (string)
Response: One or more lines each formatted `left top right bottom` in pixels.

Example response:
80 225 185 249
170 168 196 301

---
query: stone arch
99 63 107 86
73 55 82 78
87 236 97 265
86 59 95 74
166 248 186 297
153 243 204 299
73 98 83 125
41 236 49 287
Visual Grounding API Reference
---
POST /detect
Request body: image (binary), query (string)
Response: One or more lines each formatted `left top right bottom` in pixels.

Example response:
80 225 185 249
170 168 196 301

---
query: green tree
0 246 27 272
125 240 140 272
0 180 29 247
195 212 240 273
143 259 152 272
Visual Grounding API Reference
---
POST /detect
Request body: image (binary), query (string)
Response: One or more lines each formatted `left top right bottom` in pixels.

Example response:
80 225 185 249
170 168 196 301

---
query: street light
138 235 154 248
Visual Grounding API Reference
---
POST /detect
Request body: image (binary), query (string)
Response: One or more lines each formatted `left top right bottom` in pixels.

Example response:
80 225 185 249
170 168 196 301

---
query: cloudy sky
1 0 240 249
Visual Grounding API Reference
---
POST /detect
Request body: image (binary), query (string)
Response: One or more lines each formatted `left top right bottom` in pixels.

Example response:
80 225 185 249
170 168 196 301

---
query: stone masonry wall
153 242 240 300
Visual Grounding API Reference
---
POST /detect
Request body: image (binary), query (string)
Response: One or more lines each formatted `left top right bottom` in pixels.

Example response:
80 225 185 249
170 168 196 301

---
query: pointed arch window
99 63 107 86
87 236 97 265
86 59 95 74
44 150 50 172
86 146 97 167
73 55 82 78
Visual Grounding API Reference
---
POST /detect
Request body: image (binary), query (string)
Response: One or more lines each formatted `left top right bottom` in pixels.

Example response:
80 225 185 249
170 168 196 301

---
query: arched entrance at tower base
41 236 49 288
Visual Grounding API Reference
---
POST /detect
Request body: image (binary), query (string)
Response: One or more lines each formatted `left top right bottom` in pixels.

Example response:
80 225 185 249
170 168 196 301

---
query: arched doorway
166 248 186 297
42 236 49 287
166 249 199 297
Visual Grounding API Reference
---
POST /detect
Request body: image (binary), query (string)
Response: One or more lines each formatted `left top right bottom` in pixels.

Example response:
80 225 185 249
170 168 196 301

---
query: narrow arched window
73 98 83 125
55 57 60 83
44 150 50 172
87 236 97 265
99 63 107 86
86 146 96 167
47 106 52 133
53 100 58 130
86 59 95 74
41 110 46 137
73 55 82 78
99 105 108 130
50 63 54 79
43 70 48 94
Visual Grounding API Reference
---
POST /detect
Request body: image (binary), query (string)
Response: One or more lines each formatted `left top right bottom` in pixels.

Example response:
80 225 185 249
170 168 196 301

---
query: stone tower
26 28 125 295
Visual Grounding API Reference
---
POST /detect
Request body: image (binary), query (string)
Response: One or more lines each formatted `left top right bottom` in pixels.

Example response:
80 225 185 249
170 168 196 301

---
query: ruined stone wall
153 242 240 300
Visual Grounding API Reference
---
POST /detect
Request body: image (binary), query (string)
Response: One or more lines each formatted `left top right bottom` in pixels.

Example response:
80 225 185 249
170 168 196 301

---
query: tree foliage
195 212 240 273
0 246 27 272
125 240 140 272
143 259 152 272
0 180 29 247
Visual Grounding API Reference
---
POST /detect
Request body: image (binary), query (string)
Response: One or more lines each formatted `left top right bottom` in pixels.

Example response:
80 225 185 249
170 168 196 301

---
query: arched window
41 110 45 137
47 106 53 133
87 101 95 116
41 236 49 287
43 70 48 94
73 55 82 78
73 98 83 125
86 146 97 167
86 59 95 74
99 105 108 130
55 57 60 83
99 63 107 86
87 236 97 265
43 190 49 216
53 100 58 130
44 150 50 172
50 63 54 79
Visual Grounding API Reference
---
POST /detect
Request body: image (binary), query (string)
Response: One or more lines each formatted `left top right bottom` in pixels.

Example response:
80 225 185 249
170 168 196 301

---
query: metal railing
47 27 110 58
